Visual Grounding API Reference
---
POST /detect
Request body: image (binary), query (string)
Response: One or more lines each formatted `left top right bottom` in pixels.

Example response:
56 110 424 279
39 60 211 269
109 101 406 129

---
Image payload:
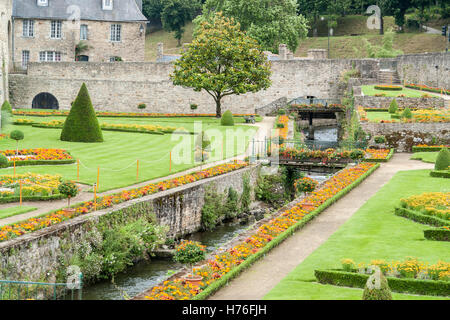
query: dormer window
37 0 48 6
102 0 113 10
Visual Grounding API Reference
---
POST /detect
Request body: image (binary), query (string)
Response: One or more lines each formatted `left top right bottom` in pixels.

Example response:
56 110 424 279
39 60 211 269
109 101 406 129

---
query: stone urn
182 274 203 287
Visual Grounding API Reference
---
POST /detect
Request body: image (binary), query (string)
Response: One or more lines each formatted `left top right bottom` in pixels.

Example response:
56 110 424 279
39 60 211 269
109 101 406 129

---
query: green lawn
411 152 439 164
366 111 398 122
0 206 37 219
264 169 450 300
362 85 440 98
1 117 257 192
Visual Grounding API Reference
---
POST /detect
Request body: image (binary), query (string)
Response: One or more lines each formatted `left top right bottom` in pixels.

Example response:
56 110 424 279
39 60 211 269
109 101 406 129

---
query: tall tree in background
296 0 327 36
142 0 165 25
161 0 201 46
195 0 308 53
171 13 272 117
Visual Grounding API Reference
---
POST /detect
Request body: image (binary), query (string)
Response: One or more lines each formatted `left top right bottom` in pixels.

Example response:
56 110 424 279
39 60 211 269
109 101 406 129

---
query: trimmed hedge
314 269 450 297
395 207 449 227
423 229 450 242
60 83 104 143
192 163 380 300
374 85 403 91
0 194 64 204
412 146 450 152
365 149 395 163
429 170 450 179
2 159 76 168
220 110 235 126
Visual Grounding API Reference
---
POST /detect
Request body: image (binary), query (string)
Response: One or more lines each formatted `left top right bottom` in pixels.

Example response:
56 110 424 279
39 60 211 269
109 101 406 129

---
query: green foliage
364 29 404 58
395 207 448 228
60 83 104 143
434 148 450 171
362 271 393 300
374 135 386 144
201 184 225 231
240 173 252 213
58 180 78 207
277 108 286 115
161 0 201 46
138 103 147 109
401 107 412 119
423 229 450 242
220 110 235 126
224 187 240 219
173 240 206 265
0 154 8 168
1 100 12 133
171 13 272 117
350 149 365 160
142 0 165 23
255 173 286 208
10 130 24 141
196 0 309 53
388 99 398 113
281 167 303 200
190 103 198 110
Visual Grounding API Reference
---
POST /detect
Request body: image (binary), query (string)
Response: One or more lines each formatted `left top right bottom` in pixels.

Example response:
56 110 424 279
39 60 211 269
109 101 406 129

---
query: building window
22 51 30 69
37 0 48 6
23 20 34 37
80 24 88 40
110 24 121 42
51 21 62 39
39 51 62 62
103 0 113 10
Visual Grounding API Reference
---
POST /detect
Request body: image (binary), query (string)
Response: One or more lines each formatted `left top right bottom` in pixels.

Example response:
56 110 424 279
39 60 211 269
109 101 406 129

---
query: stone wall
354 95 445 109
361 122 450 152
9 58 380 113
13 19 146 64
396 52 450 89
0 165 259 283
0 0 12 103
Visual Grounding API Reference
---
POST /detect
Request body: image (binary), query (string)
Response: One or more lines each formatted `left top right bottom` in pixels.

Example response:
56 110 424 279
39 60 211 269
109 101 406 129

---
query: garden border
394 207 449 228
0 194 64 204
429 170 450 179
365 148 395 163
191 163 380 300
314 269 449 297
412 146 449 152
423 229 450 242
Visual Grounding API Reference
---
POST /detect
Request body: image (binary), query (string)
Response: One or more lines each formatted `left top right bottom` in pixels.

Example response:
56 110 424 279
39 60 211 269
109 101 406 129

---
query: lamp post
321 16 332 59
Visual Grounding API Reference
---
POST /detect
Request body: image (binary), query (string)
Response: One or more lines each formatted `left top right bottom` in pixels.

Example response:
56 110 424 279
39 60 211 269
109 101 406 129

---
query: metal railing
0 274 83 300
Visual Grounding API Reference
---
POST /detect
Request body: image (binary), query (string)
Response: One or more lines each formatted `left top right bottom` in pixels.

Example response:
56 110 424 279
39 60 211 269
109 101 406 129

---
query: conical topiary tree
220 110 235 126
60 83 103 142
435 148 450 171
1 100 12 133
401 107 412 119
388 99 398 114
362 270 392 300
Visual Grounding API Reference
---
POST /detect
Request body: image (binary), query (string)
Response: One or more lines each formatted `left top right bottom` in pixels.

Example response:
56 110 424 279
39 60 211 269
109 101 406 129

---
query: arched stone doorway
32 92 59 109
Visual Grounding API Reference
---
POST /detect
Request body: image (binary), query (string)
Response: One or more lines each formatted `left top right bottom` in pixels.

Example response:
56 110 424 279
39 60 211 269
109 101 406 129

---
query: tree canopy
161 0 201 46
171 13 272 117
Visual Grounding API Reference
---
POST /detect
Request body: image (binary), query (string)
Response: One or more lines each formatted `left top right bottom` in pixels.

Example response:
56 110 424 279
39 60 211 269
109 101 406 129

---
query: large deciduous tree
161 0 201 46
171 13 272 117
195 0 308 53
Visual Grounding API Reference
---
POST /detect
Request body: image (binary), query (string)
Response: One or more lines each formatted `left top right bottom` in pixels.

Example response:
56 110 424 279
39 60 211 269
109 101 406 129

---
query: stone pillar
286 52 294 60
157 42 164 62
307 49 327 59
278 44 287 60
308 112 314 140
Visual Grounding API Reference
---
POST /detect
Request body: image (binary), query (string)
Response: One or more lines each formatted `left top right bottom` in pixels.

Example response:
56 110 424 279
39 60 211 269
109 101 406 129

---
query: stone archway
32 92 59 109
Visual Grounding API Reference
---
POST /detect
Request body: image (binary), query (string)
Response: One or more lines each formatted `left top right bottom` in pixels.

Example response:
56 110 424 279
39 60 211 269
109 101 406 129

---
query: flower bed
0 149 75 167
315 257 450 296
144 162 379 300
374 85 403 91
365 149 394 162
0 161 248 242
412 145 450 152
278 147 365 163
400 192 449 222
410 109 450 123
0 173 62 204
405 83 450 95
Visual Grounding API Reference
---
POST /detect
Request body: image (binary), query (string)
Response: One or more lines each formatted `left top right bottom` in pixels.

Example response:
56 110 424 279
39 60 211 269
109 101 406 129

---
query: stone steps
377 70 401 84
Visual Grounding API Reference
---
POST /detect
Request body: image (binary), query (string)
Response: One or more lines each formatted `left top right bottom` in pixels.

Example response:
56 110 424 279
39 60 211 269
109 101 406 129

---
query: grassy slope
264 169 450 300
362 85 440 98
145 16 446 61
0 117 256 192
411 152 439 164
0 206 37 219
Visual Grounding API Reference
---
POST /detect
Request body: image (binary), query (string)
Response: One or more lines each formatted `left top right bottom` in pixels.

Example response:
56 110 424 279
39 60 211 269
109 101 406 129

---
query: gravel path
0 117 276 227
208 153 434 300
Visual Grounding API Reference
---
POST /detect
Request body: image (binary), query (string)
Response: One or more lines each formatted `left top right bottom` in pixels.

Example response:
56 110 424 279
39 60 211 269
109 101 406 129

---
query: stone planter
182 275 203 287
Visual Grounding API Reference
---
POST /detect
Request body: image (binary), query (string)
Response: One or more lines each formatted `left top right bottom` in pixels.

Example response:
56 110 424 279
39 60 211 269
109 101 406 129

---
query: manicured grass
264 169 450 300
0 117 257 192
366 111 399 122
362 85 440 98
0 206 37 219
411 152 439 164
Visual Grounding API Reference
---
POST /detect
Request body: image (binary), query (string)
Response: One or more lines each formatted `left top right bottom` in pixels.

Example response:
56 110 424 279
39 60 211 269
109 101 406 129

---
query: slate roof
13 0 148 22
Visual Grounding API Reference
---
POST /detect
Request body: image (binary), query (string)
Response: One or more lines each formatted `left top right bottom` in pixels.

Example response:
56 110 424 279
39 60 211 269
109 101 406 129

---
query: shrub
190 104 198 110
255 174 286 208
341 259 356 272
240 173 251 213
401 107 412 119
220 110 234 126
173 240 206 276
388 99 398 114
374 135 386 144
435 148 450 171
0 154 8 168
294 177 318 193
276 123 285 129
224 187 240 219
201 185 225 231
362 271 393 300
137 103 146 110
60 83 104 143
277 109 286 115
58 180 79 207
10 130 24 154
1 100 12 132
350 149 365 160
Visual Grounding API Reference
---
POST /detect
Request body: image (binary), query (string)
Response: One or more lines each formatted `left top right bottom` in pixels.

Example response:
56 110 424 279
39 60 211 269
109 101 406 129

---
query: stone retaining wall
354 95 445 109
0 165 259 283
361 122 450 152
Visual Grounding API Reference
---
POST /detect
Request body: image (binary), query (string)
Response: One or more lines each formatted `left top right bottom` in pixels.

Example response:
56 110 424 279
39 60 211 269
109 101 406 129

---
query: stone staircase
377 69 401 84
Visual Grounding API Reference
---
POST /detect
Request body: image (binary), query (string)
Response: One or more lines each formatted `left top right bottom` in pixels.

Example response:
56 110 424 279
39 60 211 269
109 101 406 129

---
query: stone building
0 0 13 103
10 0 147 70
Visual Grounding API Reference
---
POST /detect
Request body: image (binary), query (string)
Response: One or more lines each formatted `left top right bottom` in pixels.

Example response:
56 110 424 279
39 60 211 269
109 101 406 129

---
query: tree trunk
215 98 222 118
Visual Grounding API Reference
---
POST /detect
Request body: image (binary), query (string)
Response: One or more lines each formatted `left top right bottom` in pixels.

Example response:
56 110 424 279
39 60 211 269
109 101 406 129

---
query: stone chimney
278 44 287 60
157 43 164 62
